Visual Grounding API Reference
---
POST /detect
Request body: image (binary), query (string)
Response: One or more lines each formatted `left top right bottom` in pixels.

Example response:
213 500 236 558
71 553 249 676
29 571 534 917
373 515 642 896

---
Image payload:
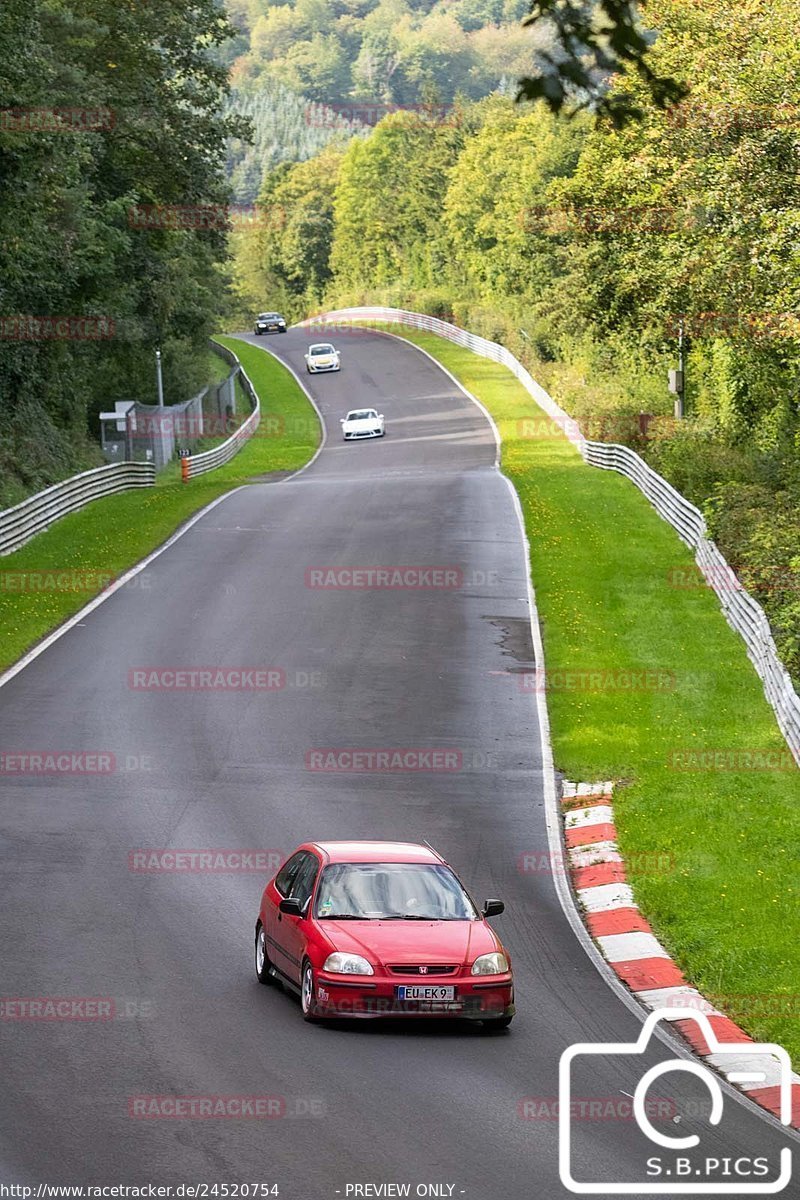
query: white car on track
304 343 341 373
341 408 385 440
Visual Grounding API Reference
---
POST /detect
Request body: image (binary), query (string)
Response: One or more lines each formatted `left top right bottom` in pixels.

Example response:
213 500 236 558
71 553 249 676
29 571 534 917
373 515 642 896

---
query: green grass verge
378 323 800 1060
0 336 319 675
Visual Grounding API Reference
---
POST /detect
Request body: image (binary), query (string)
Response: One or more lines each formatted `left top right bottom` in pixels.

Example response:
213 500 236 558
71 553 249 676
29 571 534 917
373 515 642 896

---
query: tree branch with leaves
518 0 686 126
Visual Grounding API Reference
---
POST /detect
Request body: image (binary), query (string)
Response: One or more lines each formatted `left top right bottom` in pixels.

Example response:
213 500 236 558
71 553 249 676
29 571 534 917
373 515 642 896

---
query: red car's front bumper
312 970 514 1020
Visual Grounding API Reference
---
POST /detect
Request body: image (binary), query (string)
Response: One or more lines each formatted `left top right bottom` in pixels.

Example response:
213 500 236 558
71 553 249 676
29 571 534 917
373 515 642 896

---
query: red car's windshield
314 862 479 921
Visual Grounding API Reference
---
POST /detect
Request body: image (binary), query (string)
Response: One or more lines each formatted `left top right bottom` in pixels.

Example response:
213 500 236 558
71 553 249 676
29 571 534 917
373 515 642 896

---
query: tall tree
0 0 246 503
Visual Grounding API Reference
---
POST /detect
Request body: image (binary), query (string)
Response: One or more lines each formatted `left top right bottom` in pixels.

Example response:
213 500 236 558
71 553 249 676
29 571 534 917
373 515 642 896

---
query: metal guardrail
181 344 260 480
309 306 800 765
0 462 155 556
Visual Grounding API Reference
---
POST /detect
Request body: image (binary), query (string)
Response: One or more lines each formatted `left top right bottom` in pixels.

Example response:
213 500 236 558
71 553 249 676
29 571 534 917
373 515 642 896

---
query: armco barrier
181 344 260 480
0 463 155 556
305 307 800 765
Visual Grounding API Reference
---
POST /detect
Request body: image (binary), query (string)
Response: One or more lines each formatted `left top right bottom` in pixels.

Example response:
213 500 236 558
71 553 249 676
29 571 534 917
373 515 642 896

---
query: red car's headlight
471 952 509 976
323 953 374 975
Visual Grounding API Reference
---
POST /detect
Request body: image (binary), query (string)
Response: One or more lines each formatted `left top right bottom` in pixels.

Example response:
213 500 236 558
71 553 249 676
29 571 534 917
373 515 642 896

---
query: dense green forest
0 0 242 508
226 85 367 203
225 0 538 107
237 0 800 680
221 0 549 202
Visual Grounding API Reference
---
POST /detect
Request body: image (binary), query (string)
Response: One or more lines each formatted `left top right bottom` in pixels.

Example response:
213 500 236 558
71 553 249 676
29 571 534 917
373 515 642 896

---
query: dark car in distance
254 312 287 334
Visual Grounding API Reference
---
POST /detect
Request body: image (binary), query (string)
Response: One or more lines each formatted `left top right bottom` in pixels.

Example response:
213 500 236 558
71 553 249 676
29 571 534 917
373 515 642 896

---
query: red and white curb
562 780 800 1130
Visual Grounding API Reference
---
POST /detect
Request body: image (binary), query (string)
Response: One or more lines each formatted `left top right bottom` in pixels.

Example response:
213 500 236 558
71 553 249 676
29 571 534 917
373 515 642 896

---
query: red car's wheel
300 960 319 1022
482 1015 513 1032
254 923 273 986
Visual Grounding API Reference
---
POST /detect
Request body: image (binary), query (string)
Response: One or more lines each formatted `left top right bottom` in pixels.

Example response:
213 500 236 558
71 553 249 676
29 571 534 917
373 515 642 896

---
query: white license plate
396 985 455 1001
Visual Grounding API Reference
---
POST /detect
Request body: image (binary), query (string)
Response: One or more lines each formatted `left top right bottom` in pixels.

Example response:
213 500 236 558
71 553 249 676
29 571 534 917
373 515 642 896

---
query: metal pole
156 348 164 408
677 319 685 419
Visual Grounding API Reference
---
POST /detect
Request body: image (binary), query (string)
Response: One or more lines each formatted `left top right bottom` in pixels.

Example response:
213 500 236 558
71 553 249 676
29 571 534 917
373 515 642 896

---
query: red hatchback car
255 841 514 1028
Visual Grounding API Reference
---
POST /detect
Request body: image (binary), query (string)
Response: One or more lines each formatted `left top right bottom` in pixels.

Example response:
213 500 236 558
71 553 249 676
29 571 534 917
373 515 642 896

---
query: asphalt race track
0 327 794 1197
